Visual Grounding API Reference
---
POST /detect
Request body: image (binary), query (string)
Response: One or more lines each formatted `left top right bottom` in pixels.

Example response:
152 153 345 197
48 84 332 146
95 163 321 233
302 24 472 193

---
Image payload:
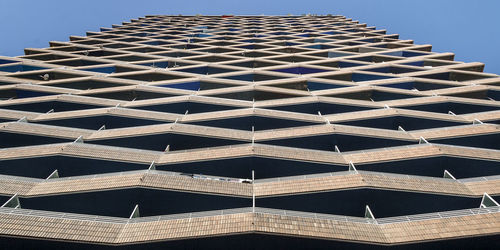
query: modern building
0 15 499 249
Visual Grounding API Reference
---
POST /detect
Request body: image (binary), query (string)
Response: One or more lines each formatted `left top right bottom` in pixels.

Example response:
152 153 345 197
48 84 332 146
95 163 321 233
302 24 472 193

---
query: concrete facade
0 15 499 249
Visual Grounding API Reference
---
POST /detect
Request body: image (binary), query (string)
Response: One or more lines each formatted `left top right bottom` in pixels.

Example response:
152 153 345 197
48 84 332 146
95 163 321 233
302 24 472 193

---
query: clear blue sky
1 0 499 74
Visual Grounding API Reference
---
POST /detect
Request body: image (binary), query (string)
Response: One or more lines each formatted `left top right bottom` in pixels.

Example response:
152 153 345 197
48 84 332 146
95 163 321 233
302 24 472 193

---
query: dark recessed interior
257 189 484 218
36 115 168 130
156 51 199 58
272 67 327 75
8 72 84 81
137 60 193 68
267 102 376 115
0 64 47 73
47 80 126 90
396 102 500 115
380 81 457 91
0 101 107 113
271 81 348 91
14 187 489 219
382 50 429 58
76 50 123 57
0 195 10 205
327 90 418 101
174 66 236 75
0 118 15 123
361 66 423 75
19 188 250 217
158 81 236 91
319 72 394 82
90 133 245 151
112 72 187 82
109 55 157 62
0 132 71 148
415 72 494 82
233 51 276 58
82 65 140 74
403 60 456 68
21 54 74 61
269 55 317 63
226 60 280 68
85 90 176 101
48 59 104 67
186 116 320 130
259 134 414 152
0 89 58 100
444 90 499 101
0 156 148 178
211 90 301 101
312 60 366 69
158 156 345 179
430 133 500 150
129 101 239 114
221 73 287 82
356 156 500 178
189 55 237 63
337 116 467 131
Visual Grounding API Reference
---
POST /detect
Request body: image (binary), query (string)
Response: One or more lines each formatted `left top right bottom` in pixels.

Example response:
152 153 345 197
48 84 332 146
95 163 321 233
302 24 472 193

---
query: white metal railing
376 206 500 224
254 170 460 183
0 206 129 224
1 206 498 225
254 171 353 183
459 175 500 183
42 169 252 183
5 166 497 185
0 174 43 182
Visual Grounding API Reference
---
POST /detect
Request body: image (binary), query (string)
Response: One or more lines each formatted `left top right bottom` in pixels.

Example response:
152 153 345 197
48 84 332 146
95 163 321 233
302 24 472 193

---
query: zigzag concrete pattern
0 15 499 247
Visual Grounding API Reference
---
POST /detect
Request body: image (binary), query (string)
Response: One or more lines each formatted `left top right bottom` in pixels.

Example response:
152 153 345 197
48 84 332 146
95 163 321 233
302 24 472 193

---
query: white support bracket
17 117 28 123
364 205 376 221
46 169 59 180
473 119 483 125
480 193 500 208
148 161 156 171
73 135 84 144
129 204 140 219
318 111 330 125
164 145 170 152
419 137 429 144
334 145 341 153
98 125 106 131
443 170 456 180
1 194 20 209
348 161 358 173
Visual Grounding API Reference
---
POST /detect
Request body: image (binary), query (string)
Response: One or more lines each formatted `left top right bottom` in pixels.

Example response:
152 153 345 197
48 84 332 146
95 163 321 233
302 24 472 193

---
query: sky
0 0 499 74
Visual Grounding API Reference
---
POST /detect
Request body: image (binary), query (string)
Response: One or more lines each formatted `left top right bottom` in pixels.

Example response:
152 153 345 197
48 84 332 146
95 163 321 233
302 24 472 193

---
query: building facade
0 15 499 249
